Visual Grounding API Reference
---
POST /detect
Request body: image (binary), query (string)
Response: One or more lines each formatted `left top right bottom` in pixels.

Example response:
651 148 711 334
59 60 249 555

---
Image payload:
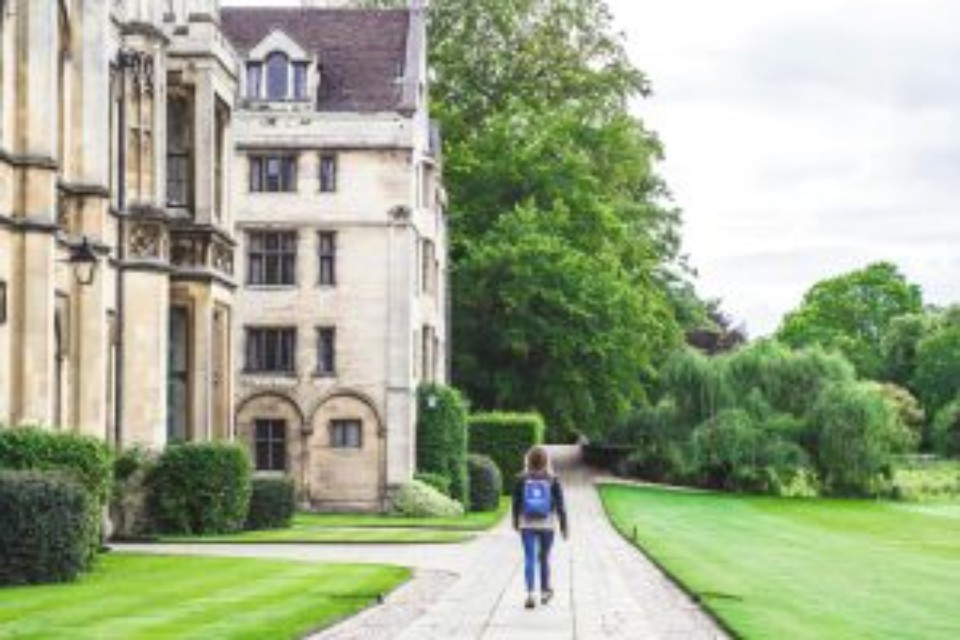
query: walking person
513 445 569 609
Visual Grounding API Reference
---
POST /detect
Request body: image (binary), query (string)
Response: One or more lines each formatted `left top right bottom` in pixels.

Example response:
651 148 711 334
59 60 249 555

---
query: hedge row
416 384 469 505
469 412 545 493
0 427 112 566
0 471 94 585
245 477 296 530
149 442 252 535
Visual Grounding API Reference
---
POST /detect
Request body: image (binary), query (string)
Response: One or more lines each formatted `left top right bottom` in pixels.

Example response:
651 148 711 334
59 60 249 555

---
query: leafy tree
911 325 960 417
777 262 923 378
367 0 694 436
880 312 938 388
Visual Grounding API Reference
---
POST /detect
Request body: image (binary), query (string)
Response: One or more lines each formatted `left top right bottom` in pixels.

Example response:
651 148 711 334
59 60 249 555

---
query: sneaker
541 589 554 605
525 594 536 609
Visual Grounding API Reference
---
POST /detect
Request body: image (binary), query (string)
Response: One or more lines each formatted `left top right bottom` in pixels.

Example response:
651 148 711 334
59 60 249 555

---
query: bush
0 427 112 557
0 426 113 506
245 477 296 530
414 471 451 497
932 400 960 457
149 442 252 535
0 471 94 585
416 384 470 505
110 447 156 539
809 383 910 496
469 412 545 492
391 480 464 518
467 454 502 512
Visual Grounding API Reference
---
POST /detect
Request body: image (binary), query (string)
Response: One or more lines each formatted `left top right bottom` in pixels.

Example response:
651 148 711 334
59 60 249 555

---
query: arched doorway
307 392 384 509
235 392 307 496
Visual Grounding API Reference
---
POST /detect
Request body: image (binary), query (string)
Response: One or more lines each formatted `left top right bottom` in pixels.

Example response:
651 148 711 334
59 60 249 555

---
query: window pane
266 52 289 100
247 63 262 99
294 63 308 99
320 155 337 192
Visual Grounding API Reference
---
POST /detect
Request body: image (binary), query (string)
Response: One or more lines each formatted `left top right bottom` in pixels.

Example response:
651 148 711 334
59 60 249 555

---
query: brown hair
526 446 550 474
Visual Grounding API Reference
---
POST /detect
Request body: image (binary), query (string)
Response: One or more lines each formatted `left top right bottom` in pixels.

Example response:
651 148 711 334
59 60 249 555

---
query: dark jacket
512 473 569 536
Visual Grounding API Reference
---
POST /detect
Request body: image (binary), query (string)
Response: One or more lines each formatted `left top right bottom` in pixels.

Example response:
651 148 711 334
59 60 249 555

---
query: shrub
467 454 502 512
0 471 93 585
0 427 112 557
470 412 545 492
0 426 113 506
932 400 960 457
245 477 296 530
110 447 156 539
149 442 252 535
809 383 910 496
414 471 451 497
416 384 470 505
391 480 464 518
692 409 764 491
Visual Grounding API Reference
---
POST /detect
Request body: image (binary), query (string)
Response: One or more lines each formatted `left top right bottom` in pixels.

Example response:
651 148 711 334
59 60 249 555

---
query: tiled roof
220 8 411 112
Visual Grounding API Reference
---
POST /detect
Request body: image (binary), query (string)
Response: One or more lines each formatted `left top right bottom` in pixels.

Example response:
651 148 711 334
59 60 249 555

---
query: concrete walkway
116 447 726 639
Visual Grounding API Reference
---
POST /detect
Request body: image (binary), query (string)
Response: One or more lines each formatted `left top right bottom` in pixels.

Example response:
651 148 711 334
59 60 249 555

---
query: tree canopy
777 262 923 379
366 0 697 438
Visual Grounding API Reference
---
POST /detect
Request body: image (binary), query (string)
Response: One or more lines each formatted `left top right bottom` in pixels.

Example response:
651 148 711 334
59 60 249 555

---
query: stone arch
306 389 386 509
235 391 308 495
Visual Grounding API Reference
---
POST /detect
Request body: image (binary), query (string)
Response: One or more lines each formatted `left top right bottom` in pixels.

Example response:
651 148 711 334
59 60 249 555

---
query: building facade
222 3 448 510
0 1 238 448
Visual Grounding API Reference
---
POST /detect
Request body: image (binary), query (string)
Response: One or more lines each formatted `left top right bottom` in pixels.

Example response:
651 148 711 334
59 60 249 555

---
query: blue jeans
521 529 555 593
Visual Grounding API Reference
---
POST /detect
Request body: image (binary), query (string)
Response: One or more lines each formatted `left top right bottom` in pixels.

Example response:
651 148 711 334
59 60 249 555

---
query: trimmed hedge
0 471 93 585
414 471 451 497
0 426 113 506
469 412 545 492
0 426 113 558
467 454 502 512
149 442 252 535
245 477 296 530
416 384 469 504
391 479 464 518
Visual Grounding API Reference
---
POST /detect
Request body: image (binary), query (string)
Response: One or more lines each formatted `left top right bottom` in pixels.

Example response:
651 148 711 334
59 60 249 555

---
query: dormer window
246 53 310 101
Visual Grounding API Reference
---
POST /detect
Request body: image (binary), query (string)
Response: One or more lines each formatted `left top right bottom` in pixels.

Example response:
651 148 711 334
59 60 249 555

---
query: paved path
116 447 726 639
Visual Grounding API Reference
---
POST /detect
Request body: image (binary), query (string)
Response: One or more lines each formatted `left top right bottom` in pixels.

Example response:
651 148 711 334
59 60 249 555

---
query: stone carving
170 234 207 269
211 240 235 276
128 221 165 259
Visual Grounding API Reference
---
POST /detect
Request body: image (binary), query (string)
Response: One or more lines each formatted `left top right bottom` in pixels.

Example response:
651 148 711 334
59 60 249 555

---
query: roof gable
248 30 310 62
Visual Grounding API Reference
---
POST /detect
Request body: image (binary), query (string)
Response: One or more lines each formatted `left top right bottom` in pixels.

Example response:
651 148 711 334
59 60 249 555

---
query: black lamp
68 237 99 286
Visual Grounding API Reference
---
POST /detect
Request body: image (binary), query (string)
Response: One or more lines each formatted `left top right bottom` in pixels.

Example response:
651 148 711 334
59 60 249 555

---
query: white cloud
609 0 960 335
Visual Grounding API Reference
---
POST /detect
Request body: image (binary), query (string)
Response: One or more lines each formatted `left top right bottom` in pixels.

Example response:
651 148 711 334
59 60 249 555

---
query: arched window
265 52 289 100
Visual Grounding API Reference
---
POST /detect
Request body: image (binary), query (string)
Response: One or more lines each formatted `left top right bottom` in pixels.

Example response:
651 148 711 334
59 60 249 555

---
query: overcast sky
223 0 959 335
607 0 960 335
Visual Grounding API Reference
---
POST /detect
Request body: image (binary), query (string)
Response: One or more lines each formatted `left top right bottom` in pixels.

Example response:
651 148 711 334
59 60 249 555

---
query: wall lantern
426 393 439 409
67 237 100 286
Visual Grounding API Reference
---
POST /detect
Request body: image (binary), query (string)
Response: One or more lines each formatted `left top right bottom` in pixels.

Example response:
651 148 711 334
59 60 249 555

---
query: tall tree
367 0 694 437
777 262 923 379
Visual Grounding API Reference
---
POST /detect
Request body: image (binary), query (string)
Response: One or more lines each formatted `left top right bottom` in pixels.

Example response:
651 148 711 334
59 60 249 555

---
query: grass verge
600 483 960 640
160 527 471 544
0 554 409 640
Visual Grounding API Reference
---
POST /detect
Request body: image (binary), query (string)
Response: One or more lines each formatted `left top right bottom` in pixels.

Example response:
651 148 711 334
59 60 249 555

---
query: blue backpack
523 478 553 519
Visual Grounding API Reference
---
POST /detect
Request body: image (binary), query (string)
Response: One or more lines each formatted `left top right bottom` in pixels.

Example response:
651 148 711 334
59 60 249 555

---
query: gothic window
249 155 297 192
247 231 297 285
166 96 193 208
244 327 296 373
316 327 336 376
318 231 336 286
330 420 362 449
266 52 289 100
319 154 337 192
254 419 287 471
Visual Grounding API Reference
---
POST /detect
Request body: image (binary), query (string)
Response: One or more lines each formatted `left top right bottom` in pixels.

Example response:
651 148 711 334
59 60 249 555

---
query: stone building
221 2 448 510
0 1 238 448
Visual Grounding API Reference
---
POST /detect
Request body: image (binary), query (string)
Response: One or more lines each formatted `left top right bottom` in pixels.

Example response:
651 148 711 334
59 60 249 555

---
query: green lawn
293 497 510 531
163 527 472 544
0 554 408 640
159 498 509 544
600 483 960 640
